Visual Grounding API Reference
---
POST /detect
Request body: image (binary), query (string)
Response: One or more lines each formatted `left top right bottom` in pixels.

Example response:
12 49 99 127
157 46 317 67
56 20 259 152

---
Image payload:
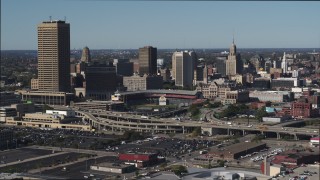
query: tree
191 127 201 137
233 139 240 144
255 107 268 122
121 131 144 141
252 134 265 143
212 102 222 108
135 170 140 177
208 159 212 169
171 165 188 177
42 104 54 113
189 104 200 117
217 160 225 167
159 162 167 170
219 104 249 118
168 133 176 138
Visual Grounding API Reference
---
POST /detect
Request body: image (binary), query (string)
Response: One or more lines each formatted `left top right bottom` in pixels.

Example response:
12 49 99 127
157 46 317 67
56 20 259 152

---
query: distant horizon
2 47 320 51
2 1 320 50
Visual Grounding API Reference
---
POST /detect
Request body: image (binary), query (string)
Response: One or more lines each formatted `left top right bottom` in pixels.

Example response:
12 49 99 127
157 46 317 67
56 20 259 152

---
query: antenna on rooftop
64 16 67 22
49 16 52 22
233 28 235 44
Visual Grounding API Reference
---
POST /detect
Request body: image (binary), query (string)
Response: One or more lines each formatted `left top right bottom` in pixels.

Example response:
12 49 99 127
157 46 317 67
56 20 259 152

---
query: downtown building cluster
1 19 320 130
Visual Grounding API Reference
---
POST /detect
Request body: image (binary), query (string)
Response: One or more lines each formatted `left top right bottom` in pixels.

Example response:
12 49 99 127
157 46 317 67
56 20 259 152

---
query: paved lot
277 165 319 180
39 156 118 179
0 151 90 173
0 126 122 150
106 137 215 159
0 148 53 164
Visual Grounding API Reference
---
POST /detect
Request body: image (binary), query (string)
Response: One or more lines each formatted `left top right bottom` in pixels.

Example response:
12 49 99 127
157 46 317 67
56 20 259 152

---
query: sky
1 0 320 50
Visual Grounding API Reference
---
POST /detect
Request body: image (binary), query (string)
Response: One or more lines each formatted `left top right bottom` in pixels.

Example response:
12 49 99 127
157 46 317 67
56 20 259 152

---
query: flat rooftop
211 142 266 154
120 152 158 155
74 101 124 105
250 90 291 95
92 162 133 168
118 90 199 96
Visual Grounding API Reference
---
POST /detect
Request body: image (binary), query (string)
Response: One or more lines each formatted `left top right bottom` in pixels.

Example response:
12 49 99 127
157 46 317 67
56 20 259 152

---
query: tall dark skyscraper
85 64 117 100
37 20 70 92
215 56 227 77
138 46 157 75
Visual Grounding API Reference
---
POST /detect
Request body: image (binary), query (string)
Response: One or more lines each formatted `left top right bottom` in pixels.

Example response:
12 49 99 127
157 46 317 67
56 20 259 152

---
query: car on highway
61 166 69 172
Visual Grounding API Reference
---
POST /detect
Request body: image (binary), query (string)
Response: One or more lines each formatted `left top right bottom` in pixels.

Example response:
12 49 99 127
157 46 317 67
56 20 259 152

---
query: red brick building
119 152 162 168
276 106 292 117
271 150 319 168
291 98 312 118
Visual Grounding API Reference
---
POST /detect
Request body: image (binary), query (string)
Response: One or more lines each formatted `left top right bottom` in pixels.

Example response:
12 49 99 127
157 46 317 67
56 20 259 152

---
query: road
30 145 118 157
75 109 319 137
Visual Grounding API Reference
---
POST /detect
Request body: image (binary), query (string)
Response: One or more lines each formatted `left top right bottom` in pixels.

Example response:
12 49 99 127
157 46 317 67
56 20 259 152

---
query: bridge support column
243 130 245 136
227 128 230 136
277 133 280 140
294 134 298 140
183 126 185 134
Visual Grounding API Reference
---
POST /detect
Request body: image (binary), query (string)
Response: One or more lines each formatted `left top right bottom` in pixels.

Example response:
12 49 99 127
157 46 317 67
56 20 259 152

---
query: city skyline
2 0 320 50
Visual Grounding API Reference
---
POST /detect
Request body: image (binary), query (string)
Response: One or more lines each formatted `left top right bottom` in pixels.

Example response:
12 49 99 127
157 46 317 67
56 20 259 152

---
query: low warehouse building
209 142 267 160
90 163 135 174
262 116 290 123
119 152 163 168
310 137 319 147
272 150 320 167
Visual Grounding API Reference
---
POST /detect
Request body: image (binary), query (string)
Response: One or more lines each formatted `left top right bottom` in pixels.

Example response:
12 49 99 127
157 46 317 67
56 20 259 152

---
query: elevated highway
75 110 319 140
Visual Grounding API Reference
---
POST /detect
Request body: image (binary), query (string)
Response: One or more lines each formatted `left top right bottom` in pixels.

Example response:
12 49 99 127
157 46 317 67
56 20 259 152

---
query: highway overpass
75 110 319 140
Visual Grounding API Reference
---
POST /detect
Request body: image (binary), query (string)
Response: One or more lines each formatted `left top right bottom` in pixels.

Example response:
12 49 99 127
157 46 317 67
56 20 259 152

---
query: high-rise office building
157 59 164 69
215 56 227 77
281 52 288 74
37 20 70 92
172 51 196 88
123 74 163 91
85 64 117 100
250 54 265 72
81 46 91 63
138 46 157 75
226 39 242 77
194 64 208 85
265 60 272 73
113 59 134 76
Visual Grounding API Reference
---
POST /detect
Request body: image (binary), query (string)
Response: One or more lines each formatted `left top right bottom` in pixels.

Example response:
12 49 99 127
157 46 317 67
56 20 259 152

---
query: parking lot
106 137 215 158
277 165 319 180
40 156 118 180
0 148 53 164
0 150 92 173
1 126 123 150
